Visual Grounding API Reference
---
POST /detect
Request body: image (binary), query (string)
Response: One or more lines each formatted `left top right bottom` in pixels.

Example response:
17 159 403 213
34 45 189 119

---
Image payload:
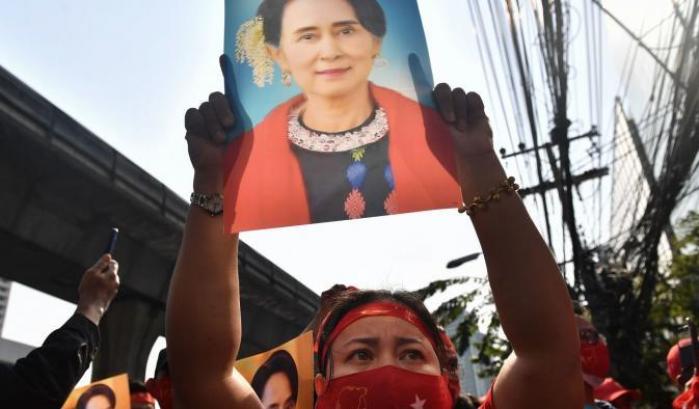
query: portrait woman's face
269 0 382 100
327 316 441 379
261 372 296 409
84 395 114 409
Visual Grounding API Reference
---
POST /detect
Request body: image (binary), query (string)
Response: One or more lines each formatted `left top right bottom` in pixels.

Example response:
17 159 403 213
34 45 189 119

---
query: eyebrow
341 336 425 348
293 20 360 34
395 337 424 347
342 337 379 348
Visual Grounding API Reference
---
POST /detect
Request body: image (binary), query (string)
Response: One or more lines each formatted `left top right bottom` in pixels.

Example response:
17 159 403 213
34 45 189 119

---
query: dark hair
454 395 482 409
314 289 448 375
129 379 149 394
154 348 169 379
76 384 117 409
303 284 357 333
251 350 299 403
257 0 387 47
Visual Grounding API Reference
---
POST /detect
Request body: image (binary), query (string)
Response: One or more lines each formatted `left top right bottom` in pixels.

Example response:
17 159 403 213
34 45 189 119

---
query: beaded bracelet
458 177 520 216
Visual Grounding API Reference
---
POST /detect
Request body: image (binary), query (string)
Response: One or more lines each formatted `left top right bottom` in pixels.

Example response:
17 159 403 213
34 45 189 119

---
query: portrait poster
234 331 314 409
221 0 462 232
61 373 130 409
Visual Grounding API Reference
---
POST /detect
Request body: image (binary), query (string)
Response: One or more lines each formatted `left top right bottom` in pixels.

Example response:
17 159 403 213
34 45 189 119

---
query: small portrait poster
222 0 461 232
234 331 314 409
61 373 130 409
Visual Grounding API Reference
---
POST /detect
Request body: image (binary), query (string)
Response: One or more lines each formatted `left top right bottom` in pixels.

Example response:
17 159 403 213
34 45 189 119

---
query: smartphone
104 227 119 254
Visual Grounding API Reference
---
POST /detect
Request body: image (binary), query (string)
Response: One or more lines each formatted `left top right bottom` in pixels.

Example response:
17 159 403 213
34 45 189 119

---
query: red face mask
146 377 173 409
316 365 454 409
580 340 610 378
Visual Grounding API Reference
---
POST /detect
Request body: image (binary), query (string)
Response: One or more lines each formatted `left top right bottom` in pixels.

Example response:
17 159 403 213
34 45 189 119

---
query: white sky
0 0 678 386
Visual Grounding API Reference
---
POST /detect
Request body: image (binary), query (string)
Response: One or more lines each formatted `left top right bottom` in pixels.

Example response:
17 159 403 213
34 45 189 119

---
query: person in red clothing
129 380 156 409
169 82 581 409
594 378 641 409
668 338 696 386
167 1 583 407
667 338 699 409
673 378 699 409
145 349 174 409
222 0 462 232
575 317 623 409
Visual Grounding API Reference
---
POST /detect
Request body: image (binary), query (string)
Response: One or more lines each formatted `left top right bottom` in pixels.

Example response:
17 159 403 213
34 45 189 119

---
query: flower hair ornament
235 16 275 87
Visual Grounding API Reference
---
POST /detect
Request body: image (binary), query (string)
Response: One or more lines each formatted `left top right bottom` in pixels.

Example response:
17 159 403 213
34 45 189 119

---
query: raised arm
0 255 118 409
433 84 583 409
165 58 263 409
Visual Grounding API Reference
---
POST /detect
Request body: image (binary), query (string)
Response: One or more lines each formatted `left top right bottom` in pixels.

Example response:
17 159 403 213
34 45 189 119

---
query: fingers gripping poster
235 331 314 409
222 0 461 232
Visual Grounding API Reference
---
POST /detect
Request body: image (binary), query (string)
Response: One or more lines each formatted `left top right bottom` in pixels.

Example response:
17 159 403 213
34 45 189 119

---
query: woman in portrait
75 384 116 409
251 350 298 409
223 0 461 231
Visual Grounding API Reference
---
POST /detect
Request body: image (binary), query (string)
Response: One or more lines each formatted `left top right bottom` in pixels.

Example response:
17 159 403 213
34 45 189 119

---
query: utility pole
503 129 607 279
591 0 688 90
504 0 554 249
615 99 676 243
519 167 609 198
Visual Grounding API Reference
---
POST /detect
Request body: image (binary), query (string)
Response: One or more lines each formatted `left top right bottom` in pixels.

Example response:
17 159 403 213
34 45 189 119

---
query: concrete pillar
91 295 164 381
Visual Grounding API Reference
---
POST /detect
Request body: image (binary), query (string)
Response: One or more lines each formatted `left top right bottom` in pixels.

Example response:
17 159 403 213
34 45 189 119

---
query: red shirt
673 376 699 409
480 387 495 409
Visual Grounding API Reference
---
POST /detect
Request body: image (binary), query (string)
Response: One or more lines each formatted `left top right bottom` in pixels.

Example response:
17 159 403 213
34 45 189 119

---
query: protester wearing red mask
576 317 619 409
167 18 583 407
667 338 699 409
312 293 460 408
145 349 173 409
129 380 156 409
668 339 696 386
594 378 641 409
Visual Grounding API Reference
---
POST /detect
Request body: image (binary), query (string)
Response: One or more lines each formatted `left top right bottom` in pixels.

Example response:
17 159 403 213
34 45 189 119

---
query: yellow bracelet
458 177 520 216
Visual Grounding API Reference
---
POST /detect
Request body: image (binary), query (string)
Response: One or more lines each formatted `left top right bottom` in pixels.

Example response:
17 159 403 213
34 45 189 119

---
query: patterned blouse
288 107 396 223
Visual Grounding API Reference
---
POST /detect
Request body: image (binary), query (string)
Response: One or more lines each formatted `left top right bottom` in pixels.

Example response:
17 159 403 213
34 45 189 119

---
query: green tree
415 276 510 379
665 211 699 322
417 211 699 407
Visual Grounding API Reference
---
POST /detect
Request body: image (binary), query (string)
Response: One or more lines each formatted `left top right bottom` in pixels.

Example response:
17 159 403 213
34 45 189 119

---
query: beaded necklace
288 107 388 152
288 107 396 219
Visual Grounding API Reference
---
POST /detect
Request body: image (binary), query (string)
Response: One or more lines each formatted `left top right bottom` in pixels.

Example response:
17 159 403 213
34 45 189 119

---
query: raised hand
184 55 237 193
432 84 506 203
76 254 120 325
433 84 583 409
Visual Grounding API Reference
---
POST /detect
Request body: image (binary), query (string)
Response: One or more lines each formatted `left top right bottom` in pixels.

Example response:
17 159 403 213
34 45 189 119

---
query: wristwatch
190 192 224 216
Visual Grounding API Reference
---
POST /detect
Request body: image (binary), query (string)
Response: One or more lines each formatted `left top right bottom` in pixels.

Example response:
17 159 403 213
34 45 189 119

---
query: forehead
282 0 358 30
86 395 111 408
332 316 430 345
262 372 292 399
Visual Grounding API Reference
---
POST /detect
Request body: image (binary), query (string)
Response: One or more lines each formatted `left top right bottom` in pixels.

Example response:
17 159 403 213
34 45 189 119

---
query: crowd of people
0 255 691 409
1 0 697 408
1 251 695 409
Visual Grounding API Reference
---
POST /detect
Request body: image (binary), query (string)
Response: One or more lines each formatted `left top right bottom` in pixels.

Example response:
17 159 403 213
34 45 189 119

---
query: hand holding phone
104 227 119 255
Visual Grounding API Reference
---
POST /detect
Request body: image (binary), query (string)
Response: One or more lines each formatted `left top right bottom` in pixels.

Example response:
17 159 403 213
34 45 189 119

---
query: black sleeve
0 313 100 409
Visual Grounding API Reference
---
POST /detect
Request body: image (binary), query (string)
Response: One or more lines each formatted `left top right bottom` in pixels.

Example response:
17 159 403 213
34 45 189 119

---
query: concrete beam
0 64 320 376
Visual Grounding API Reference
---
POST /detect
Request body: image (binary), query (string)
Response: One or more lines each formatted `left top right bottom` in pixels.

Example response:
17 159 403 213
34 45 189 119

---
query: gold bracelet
458 177 520 216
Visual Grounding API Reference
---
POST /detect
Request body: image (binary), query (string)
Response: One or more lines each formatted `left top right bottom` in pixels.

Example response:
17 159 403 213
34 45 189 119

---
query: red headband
315 301 437 371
